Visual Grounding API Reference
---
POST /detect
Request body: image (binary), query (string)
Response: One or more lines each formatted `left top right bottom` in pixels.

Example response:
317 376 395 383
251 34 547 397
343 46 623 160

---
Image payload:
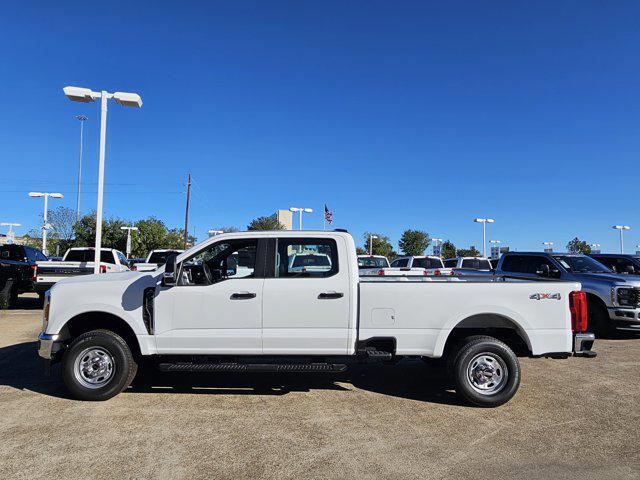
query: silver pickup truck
35 247 129 294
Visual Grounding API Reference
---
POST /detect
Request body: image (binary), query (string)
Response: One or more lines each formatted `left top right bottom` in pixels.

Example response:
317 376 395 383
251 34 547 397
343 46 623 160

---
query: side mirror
162 254 178 286
536 264 550 277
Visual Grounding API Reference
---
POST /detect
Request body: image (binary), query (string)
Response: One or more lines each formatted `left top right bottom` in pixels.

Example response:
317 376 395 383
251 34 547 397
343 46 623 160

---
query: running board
364 349 393 359
157 362 348 373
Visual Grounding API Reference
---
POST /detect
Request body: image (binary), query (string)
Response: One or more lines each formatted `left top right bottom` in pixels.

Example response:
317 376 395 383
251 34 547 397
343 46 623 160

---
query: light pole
208 230 224 237
75 114 87 223
64 86 143 274
432 237 443 257
120 226 138 259
612 225 630 254
543 241 554 253
473 218 495 257
369 235 378 256
28 192 63 255
289 207 313 230
0 222 20 244
489 239 501 259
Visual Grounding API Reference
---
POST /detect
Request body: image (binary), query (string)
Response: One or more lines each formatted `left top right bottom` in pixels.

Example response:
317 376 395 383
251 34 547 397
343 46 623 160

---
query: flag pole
323 202 326 231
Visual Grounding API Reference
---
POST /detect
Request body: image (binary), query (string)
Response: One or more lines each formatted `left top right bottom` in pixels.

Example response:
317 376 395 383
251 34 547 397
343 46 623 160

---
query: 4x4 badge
529 293 561 300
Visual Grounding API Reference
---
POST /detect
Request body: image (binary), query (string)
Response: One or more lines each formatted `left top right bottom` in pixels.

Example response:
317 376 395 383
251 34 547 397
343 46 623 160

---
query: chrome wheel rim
74 347 115 389
466 352 508 395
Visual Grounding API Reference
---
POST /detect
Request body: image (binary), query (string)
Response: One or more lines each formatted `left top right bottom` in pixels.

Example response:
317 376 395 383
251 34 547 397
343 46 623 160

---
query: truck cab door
154 238 266 354
261 237 355 355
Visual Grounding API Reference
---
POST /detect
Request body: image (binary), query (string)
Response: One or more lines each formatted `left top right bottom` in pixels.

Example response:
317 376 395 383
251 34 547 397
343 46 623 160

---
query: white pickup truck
38 230 595 407
132 249 184 272
35 247 130 294
364 255 453 277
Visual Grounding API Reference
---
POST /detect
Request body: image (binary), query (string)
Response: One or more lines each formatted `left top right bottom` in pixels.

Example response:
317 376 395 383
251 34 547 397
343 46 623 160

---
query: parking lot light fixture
473 218 495 257
612 225 631 253
28 192 63 256
289 207 313 230
590 243 601 254
489 239 501 259
64 85 143 273
369 235 378 256
543 241 554 253
0 222 21 244
120 226 138 259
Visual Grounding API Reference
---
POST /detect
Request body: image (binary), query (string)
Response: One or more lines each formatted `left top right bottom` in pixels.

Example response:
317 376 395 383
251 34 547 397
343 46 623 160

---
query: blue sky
1 1 639 253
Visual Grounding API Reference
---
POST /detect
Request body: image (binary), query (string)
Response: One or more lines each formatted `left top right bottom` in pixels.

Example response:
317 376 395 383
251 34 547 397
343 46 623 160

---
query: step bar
158 362 348 373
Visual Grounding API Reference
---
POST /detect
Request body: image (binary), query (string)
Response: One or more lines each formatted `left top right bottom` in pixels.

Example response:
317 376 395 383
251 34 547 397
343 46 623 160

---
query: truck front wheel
450 336 520 407
62 329 138 401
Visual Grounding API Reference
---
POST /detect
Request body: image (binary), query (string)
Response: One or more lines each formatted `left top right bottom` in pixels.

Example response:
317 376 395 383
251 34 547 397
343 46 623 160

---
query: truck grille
616 287 640 307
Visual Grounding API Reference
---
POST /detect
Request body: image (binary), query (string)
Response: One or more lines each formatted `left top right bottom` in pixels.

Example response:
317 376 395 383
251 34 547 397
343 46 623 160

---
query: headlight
615 287 638 307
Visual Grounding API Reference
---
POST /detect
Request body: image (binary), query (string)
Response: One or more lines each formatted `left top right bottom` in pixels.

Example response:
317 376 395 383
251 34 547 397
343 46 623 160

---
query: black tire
0 278 16 309
62 329 138 401
450 335 520 408
588 300 614 338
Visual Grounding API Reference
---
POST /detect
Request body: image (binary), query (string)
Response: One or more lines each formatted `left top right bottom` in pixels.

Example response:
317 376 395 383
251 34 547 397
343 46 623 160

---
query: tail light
569 291 588 333
100 265 107 274
449 270 455 276
433 269 442 276
377 269 385 276
31 265 37 281
131 265 137 271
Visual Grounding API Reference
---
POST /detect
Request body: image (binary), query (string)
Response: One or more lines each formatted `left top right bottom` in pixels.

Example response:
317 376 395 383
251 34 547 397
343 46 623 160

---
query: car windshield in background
292 255 331 268
412 258 443 269
148 251 181 264
65 250 116 264
358 257 388 268
461 259 492 270
0 245 24 261
553 255 611 274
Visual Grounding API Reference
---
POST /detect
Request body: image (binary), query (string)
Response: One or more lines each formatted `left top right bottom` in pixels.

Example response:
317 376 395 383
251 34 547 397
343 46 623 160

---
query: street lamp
75 115 87 222
612 225 630 253
28 192 63 255
0 222 20 244
208 230 224 237
120 226 138 259
369 235 378 256
64 86 143 273
473 218 495 257
289 207 313 230
489 239 501 259
543 241 554 253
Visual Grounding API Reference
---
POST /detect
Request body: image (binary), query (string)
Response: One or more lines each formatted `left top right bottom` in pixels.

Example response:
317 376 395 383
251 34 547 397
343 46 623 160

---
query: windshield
148 251 181 264
412 257 444 269
358 257 388 268
553 255 611 274
292 255 331 267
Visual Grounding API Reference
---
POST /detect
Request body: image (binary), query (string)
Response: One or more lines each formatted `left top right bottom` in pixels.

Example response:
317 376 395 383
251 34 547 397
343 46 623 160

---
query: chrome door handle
230 292 256 300
318 292 344 299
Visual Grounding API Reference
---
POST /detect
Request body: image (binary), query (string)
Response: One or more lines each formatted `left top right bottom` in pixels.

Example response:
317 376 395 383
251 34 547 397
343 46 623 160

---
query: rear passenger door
262 237 352 354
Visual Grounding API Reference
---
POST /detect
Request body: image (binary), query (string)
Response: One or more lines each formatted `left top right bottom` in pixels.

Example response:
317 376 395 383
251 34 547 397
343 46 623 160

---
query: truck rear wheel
62 329 137 401
450 335 520 407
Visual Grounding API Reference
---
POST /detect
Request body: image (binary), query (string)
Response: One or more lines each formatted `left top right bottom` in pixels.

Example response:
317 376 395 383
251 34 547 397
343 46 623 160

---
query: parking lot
0 295 638 480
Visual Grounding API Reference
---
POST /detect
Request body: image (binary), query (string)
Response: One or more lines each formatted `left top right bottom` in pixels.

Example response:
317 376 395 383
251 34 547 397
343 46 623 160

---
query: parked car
38 230 594 406
367 255 452 276
588 253 640 275
495 251 640 335
35 247 130 294
0 244 48 305
132 250 184 272
443 257 493 275
357 255 390 269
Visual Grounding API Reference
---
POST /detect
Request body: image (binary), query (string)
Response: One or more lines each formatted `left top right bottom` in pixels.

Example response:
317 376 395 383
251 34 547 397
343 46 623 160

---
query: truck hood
572 272 640 286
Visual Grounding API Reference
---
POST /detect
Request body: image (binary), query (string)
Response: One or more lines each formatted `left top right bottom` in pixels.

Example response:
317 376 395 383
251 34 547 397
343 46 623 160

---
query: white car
133 249 184 272
38 230 595 407
357 255 390 274
35 247 129 294
443 257 493 275
287 253 332 273
367 255 453 276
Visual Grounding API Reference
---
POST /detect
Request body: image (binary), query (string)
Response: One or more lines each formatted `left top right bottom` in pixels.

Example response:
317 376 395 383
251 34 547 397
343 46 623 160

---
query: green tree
212 226 240 233
441 240 456 259
247 216 285 231
567 237 591 254
398 229 431 256
132 218 170 257
362 232 395 258
456 246 481 257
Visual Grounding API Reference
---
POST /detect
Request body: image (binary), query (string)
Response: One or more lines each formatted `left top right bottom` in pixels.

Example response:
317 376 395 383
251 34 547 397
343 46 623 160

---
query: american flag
324 203 333 224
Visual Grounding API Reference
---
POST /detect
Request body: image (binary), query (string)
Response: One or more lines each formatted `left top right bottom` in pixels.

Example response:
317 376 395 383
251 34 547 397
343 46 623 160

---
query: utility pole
184 173 191 249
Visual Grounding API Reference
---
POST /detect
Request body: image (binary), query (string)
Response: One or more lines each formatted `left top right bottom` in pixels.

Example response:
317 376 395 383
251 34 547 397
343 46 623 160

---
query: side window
500 256 524 273
116 251 128 265
179 239 258 286
443 259 457 268
390 259 400 267
36 251 48 261
276 238 338 278
25 248 36 262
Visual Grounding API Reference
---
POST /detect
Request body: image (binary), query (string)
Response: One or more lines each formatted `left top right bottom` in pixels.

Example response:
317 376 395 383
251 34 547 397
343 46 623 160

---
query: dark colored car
588 253 640 275
0 244 48 306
